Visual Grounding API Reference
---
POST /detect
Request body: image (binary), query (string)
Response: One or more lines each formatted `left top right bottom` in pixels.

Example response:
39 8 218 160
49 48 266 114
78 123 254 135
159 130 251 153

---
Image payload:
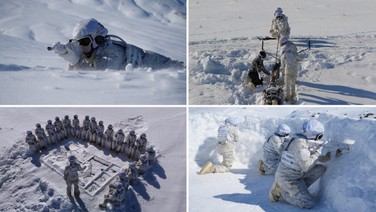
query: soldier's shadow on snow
299 81 376 104
143 169 161 189
30 152 42 167
125 189 142 212
67 195 88 212
131 179 151 201
213 168 280 210
151 161 166 180
194 137 220 167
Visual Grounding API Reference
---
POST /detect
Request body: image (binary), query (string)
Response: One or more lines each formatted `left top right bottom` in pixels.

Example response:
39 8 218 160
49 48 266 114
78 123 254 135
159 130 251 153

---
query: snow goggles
315 133 323 140
77 36 93 46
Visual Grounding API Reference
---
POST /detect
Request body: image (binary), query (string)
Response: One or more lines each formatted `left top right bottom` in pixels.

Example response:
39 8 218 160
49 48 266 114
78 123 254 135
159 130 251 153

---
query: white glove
52 42 67 54
56 41 82 65
313 146 323 157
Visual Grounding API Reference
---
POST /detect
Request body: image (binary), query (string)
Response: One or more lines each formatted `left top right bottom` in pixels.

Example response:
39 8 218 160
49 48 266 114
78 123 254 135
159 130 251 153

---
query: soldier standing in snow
199 118 239 174
64 155 85 196
114 129 125 153
35 123 48 149
124 162 138 185
81 115 90 141
280 36 300 103
247 51 270 87
62 115 72 138
145 145 156 164
258 124 291 175
136 154 150 175
134 133 148 160
125 130 137 159
269 120 326 209
54 117 64 141
26 131 39 152
89 117 98 143
50 18 184 71
270 7 291 39
72 115 80 138
45 120 57 145
104 124 114 150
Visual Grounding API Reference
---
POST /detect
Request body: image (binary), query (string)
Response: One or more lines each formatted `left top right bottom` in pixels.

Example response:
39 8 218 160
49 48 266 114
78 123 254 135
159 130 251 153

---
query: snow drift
189 107 376 211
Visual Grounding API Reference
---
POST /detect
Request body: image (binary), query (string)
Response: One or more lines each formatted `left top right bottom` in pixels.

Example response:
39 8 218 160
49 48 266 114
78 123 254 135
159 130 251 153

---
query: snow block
41 141 122 197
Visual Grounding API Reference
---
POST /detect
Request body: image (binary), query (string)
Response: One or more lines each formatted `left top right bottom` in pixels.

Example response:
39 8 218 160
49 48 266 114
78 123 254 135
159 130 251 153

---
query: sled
199 161 214 175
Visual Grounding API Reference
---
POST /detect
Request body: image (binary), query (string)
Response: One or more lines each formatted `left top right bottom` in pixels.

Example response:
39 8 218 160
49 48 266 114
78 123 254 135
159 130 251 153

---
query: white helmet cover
277 124 291 135
305 120 324 139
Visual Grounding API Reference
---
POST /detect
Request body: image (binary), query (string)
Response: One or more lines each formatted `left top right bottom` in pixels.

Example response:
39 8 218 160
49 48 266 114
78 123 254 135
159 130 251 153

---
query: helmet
114 182 123 191
85 115 89 119
99 121 103 125
119 171 126 180
146 145 154 152
140 154 147 161
27 131 32 135
108 124 113 129
279 36 289 46
274 7 283 17
68 155 76 162
268 82 277 88
36 123 41 128
72 18 108 49
304 120 324 140
277 124 291 137
130 130 136 136
91 117 96 121
74 115 78 119
64 115 69 119
55 117 60 121
118 129 123 133
129 162 136 169
140 133 146 139
225 117 238 127
47 120 52 124
259 51 266 58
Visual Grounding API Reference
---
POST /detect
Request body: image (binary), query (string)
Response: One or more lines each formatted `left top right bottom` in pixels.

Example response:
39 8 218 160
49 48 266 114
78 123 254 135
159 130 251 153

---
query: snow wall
189 108 376 211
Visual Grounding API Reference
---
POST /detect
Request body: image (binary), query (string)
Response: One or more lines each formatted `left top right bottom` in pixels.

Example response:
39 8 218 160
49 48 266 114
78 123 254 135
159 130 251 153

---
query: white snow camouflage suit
214 124 239 173
68 37 184 71
270 14 290 39
281 41 300 102
262 133 289 174
275 134 326 209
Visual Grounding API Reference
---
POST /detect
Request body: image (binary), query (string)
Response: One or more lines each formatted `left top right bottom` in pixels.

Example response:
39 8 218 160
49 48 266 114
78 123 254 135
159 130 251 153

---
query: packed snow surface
0 0 186 105
0 107 186 211
189 107 376 211
189 0 376 105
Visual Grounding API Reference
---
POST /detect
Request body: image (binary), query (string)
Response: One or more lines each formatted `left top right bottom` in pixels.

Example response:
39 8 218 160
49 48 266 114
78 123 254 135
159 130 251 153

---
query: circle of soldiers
25 115 157 208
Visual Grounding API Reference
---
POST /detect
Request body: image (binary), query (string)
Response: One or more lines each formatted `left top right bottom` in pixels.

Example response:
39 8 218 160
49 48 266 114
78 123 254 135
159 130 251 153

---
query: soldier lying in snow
50 18 184 71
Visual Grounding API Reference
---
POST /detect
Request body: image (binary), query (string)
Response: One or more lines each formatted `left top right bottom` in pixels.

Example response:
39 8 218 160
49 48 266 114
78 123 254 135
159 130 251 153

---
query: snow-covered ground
189 0 376 105
0 107 186 211
189 107 376 211
0 0 186 105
